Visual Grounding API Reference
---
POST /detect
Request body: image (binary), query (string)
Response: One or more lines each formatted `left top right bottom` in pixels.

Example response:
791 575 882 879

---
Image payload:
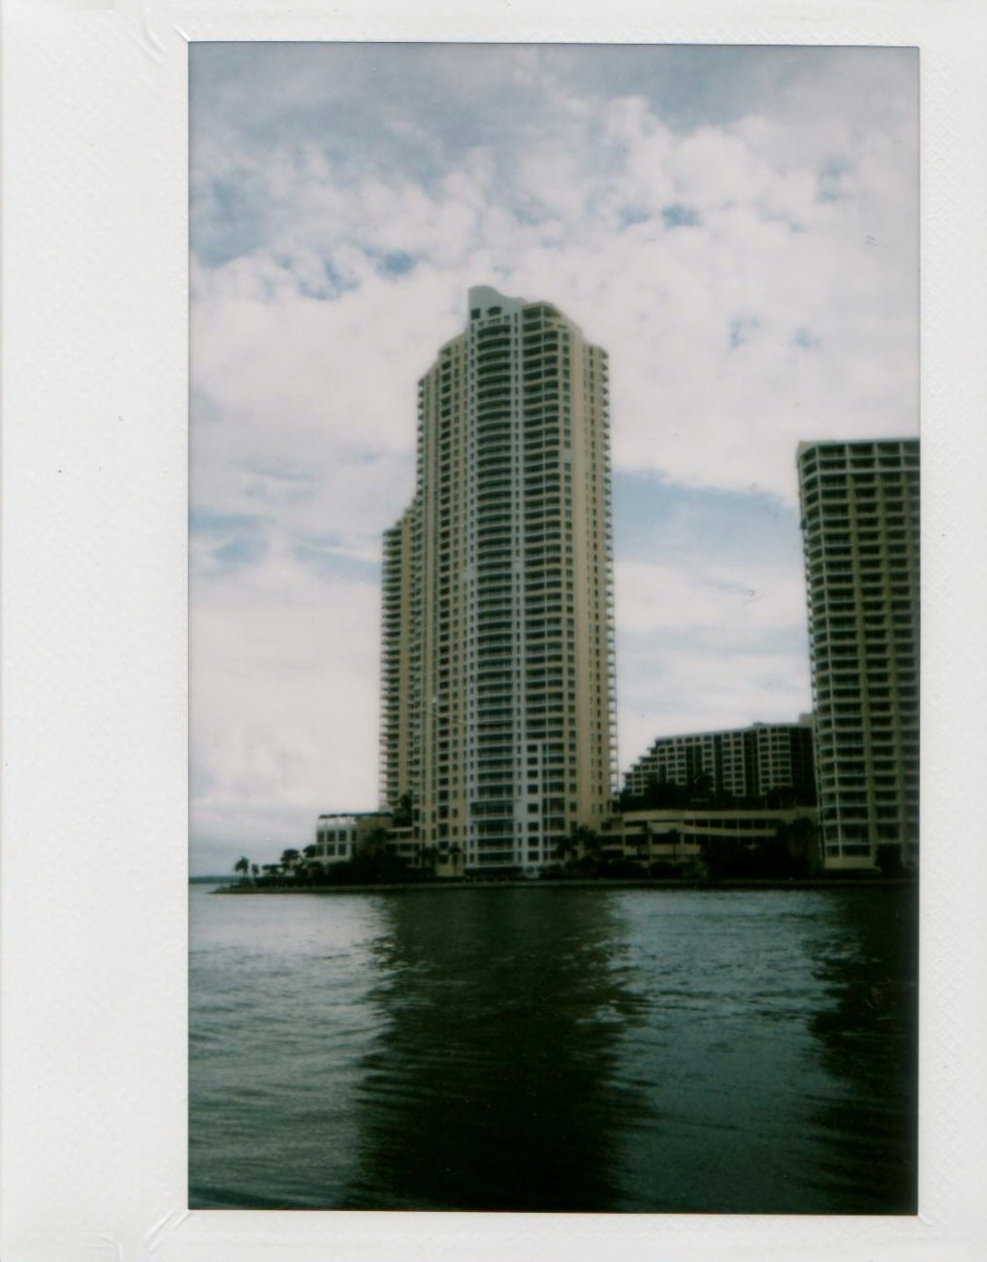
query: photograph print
189 43 919 1213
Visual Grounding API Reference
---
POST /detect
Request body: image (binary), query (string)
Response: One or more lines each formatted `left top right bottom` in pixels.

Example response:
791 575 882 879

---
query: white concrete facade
623 719 816 803
381 287 617 875
313 812 391 865
798 440 919 870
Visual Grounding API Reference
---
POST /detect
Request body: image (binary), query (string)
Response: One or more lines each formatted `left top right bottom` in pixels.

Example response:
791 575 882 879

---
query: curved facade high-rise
381 286 617 875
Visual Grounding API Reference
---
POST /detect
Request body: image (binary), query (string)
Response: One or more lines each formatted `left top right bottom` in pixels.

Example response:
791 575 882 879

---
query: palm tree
233 856 250 882
631 828 647 866
298 859 322 885
554 833 580 868
570 823 601 860
667 829 681 869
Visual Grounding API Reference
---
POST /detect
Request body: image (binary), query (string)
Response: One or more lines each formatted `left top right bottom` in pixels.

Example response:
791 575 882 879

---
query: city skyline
189 44 919 874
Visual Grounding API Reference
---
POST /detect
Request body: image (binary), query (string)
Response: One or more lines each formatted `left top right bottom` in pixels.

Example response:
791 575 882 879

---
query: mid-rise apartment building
380 286 617 875
797 439 919 870
623 719 816 804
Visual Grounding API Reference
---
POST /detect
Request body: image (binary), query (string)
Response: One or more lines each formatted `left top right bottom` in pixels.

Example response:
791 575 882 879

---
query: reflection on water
807 888 918 1213
342 889 646 1210
189 885 917 1213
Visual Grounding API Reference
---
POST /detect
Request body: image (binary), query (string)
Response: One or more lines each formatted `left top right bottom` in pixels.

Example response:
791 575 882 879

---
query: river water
189 883 917 1213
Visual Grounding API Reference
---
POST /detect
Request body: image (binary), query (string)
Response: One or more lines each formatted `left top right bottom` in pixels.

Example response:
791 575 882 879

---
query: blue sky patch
612 471 802 568
662 204 702 229
619 206 652 229
729 316 760 349
292 539 381 584
817 154 854 203
794 326 821 350
380 251 417 277
190 511 270 579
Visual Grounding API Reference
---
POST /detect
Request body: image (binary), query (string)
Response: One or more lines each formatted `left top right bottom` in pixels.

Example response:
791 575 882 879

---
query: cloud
614 550 812 772
615 557 807 640
190 540 383 867
617 644 812 778
191 51 917 522
187 44 916 871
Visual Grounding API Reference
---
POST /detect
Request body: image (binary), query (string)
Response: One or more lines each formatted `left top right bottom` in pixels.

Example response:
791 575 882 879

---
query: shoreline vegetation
215 876 915 895
214 817 913 896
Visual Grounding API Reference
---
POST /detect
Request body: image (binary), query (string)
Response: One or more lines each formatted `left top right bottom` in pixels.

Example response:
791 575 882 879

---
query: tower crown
467 285 525 320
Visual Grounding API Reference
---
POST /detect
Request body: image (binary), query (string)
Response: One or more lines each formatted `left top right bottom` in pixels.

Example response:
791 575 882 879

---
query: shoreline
210 876 916 895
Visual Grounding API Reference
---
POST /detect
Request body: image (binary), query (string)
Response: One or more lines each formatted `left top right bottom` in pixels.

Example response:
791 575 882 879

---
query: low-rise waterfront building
605 805 818 865
312 812 465 878
313 811 392 865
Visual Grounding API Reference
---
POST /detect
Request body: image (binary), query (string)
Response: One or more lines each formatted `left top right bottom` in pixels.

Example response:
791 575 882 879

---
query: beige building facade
798 439 919 870
380 503 421 813
313 812 393 865
381 286 617 875
608 805 819 867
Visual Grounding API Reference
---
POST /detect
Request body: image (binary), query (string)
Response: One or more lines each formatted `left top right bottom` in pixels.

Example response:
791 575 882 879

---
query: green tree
568 823 603 873
392 793 414 828
774 816 820 875
553 835 577 867
642 776 687 809
233 856 250 881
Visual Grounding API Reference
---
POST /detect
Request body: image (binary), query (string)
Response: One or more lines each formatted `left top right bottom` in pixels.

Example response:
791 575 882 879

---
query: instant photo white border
3 1 986 1259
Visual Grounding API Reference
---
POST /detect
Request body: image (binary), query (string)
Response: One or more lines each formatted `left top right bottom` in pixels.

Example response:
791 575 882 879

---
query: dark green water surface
189 884 917 1213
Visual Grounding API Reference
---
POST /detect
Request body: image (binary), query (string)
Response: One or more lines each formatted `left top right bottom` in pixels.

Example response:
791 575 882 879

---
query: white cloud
617 645 813 777
615 558 807 640
614 556 813 772
190 542 382 864
188 46 915 869
191 67 916 534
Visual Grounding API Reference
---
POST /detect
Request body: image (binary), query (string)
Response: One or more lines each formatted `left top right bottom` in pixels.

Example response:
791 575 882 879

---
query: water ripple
190 884 917 1213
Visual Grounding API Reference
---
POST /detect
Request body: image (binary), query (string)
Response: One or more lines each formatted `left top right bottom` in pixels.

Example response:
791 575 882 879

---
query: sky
189 43 919 875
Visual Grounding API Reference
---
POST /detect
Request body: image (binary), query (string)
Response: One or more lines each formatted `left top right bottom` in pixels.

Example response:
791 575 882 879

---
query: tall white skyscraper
798 439 920 870
381 286 617 875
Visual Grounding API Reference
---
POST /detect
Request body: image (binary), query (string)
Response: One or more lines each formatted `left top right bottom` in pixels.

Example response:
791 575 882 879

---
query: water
189 884 917 1213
